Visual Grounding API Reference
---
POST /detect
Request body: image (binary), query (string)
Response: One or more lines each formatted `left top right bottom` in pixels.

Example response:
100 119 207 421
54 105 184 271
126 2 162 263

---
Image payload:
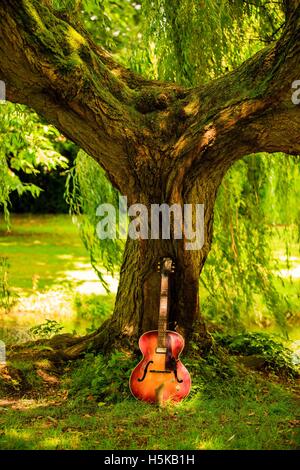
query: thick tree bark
1 0 300 358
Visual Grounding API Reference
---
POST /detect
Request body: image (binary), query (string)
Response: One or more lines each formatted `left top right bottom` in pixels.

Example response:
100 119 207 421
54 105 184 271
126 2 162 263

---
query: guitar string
158 273 169 348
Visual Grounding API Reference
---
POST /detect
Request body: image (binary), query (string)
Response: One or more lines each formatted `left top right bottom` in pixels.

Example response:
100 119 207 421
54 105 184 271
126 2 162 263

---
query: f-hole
137 360 153 382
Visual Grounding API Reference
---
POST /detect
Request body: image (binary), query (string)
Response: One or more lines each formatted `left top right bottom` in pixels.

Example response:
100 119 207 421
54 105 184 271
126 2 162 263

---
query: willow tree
0 0 300 357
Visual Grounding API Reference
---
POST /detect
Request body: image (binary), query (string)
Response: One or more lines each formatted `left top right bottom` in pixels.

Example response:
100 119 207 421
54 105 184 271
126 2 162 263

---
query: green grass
0 214 91 291
0 367 299 450
0 214 116 341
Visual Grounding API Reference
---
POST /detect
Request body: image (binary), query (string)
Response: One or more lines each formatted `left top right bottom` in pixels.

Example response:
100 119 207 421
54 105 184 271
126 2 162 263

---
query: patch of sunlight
278 256 299 262
179 392 203 411
56 254 74 260
183 99 200 116
291 340 300 365
76 279 118 295
0 398 50 410
275 255 300 278
41 436 68 450
68 433 83 449
199 126 217 148
0 290 75 329
0 398 62 410
63 267 118 294
277 266 300 279
41 431 83 450
122 324 134 336
33 240 42 245
196 439 214 450
6 429 31 441
72 262 98 270
173 136 188 156
67 26 86 50
111 68 122 77
63 269 97 282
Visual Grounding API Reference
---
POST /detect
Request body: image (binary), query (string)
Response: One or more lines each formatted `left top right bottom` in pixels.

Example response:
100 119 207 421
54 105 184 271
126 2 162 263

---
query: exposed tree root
7 315 212 364
1 315 212 398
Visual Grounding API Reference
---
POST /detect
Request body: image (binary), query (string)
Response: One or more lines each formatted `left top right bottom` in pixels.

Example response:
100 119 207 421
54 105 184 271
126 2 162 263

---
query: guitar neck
157 272 169 349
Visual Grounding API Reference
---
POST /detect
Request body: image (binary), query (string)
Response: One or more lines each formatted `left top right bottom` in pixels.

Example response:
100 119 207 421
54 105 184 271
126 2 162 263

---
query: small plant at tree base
30 319 64 339
69 351 136 404
214 332 299 377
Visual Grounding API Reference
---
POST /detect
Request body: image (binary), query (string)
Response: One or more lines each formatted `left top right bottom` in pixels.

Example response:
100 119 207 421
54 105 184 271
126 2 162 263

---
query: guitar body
129 330 191 403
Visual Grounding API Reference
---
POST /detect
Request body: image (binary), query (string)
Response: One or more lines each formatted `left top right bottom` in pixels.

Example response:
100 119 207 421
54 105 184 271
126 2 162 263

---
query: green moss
23 1 46 31
67 26 86 50
135 88 171 114
57 56 82 75
12 361 43 388
79 45 94 67
20 1 86 77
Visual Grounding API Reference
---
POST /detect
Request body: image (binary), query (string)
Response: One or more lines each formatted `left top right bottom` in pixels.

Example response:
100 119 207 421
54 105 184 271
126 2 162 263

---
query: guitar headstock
157 257 175 275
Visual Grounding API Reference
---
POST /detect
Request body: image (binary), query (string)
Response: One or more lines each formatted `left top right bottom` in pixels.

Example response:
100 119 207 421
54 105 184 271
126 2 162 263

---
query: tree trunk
111 236 208 346
63 173 220 358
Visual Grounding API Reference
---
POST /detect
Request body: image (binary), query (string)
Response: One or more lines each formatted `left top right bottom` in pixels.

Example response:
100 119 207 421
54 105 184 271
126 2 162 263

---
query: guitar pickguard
165 335 183 383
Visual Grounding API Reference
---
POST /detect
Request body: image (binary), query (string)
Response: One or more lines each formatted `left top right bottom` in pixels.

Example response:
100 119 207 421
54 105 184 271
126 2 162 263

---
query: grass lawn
0 213 117 292
0 365 299 450
0 214 116 341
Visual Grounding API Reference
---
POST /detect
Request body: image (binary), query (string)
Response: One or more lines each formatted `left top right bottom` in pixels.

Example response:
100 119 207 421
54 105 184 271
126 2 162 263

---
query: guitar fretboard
157 274 169 348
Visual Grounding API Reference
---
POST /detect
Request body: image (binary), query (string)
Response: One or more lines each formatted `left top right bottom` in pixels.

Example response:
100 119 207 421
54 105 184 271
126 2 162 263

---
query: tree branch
283 0 300 19
0 0 299 203
0 0 183 196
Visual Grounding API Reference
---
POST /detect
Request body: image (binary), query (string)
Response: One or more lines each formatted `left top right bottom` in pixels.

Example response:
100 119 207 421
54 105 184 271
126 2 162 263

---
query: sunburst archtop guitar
129 257 191 404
